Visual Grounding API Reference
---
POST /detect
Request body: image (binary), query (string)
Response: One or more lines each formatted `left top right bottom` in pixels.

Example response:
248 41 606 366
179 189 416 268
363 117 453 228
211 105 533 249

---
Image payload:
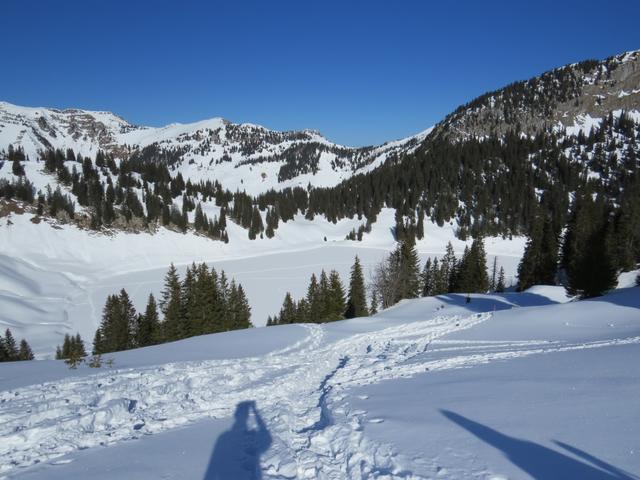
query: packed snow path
1 312 639 479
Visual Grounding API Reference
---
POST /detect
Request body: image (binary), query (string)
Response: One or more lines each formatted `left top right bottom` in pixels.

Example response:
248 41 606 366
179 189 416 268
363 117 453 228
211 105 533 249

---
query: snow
0 206 526 357
0 101 433 197
1 285 638 479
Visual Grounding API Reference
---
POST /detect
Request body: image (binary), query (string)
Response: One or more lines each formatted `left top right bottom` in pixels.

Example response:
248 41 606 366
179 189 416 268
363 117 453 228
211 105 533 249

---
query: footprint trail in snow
1 312 638 479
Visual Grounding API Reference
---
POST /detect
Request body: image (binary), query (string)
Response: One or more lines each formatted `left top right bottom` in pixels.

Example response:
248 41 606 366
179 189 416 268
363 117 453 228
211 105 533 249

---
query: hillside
1 285 638 479
1 48 639 357
0 100 430 196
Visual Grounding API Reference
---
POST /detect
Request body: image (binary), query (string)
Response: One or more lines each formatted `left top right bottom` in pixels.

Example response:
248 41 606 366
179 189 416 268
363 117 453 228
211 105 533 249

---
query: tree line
0 328 34 362
2 109 638 264
268 256 369 325
93 263 252 355
269 242 508 325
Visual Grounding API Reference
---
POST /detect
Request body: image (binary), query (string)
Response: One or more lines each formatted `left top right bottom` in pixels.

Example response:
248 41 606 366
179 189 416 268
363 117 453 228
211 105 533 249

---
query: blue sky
3 0 639 146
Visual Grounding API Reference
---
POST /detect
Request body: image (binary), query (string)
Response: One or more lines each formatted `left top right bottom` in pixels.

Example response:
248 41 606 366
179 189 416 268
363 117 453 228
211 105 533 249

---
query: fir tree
518 213 558 290
345 256 367 318
278 292 298 324
160 263 182 341
396 240 421 302
326 270 346 321
490 257 498 291
454 238 489 293
421 258 433 296
562 192 617 298
3 329 18 360
496 267 506 293
17 339 34 360
369 290 379 315
306 273 321 323
137 293 160 347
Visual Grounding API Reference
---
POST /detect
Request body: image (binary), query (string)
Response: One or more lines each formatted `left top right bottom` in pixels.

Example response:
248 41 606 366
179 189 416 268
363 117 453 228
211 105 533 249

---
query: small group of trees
268 256 370 325
517 180 640 298
55 333 87 360
0 328 34 362
93 263 252 355
270 241 504 325
373 239 497 310
421 241 502 299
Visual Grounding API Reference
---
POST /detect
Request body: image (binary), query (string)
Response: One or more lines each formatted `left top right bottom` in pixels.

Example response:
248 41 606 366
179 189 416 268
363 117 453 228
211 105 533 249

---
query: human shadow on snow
204 401 272 480
441 410 638 480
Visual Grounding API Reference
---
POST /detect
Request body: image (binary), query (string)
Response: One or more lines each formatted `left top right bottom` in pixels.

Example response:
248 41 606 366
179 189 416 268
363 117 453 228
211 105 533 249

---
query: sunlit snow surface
0 286 638 479
0 207 526 356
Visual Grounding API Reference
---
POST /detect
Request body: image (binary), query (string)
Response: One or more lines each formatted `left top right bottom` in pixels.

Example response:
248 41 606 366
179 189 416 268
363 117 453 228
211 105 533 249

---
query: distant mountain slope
0 49 638 246
433 49 640 141
0 101 430 196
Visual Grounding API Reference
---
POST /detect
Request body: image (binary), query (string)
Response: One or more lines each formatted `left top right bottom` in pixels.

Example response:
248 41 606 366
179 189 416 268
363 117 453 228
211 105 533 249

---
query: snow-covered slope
1 285 638 479
0 206 527 356
0 100 429 195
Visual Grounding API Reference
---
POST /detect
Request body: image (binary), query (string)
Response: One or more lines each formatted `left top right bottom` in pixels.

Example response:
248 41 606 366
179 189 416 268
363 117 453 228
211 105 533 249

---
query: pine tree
4 329 18 361
18 339 34 360
235 285 252 329
306 273 321 323
421 258 433 296
518 214 558 291
396 240 421 302
496 267 506 293
160 263 182 341
318 270 330 320
369 290 378 315
279 292 298 324
117 289 137 350
137 293 160 347
326 270 346 321
455 238 489 293
180 264 197 336
345 256 367 318
563 192 617 298
490 257 498 291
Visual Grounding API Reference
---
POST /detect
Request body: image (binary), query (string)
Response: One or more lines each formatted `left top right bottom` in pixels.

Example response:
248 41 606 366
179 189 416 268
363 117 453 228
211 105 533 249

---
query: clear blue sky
3 0 639 146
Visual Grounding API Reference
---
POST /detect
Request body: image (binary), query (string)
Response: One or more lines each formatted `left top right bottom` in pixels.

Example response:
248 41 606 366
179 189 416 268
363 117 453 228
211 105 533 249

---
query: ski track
1 314 639 479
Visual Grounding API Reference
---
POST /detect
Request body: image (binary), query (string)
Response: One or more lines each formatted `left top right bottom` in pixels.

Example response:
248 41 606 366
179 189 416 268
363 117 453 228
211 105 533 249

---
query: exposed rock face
433 50 640 141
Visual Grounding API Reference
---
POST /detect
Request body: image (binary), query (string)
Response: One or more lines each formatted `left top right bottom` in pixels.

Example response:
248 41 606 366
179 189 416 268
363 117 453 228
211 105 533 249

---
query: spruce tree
490 257 498 291
117 289 137 350
18 339 34 360
4 329 18 360
396 240 421 302
235 285 252 329
369 290 379 315
518 214 558 291
455 239 489 293
496 267 506 293
180 264 197 336
326 270 346 321
318 270 330 321
421 258 433 296
279 293 297 324
563 192 617 298
345 256 367 318
160 263 182 341
306 273 321 323
137 293 160 347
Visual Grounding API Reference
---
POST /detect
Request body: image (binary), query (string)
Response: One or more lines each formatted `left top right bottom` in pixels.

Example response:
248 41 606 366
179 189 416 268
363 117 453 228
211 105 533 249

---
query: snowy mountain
0 100 430 196
433 49 640 141
1 48 639 358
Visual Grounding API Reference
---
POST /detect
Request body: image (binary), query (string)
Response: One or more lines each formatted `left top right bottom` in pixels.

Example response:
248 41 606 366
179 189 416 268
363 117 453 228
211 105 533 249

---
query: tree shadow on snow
586 287 640 310
441 410 639 480
435 291 559 314
204 401 272 480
